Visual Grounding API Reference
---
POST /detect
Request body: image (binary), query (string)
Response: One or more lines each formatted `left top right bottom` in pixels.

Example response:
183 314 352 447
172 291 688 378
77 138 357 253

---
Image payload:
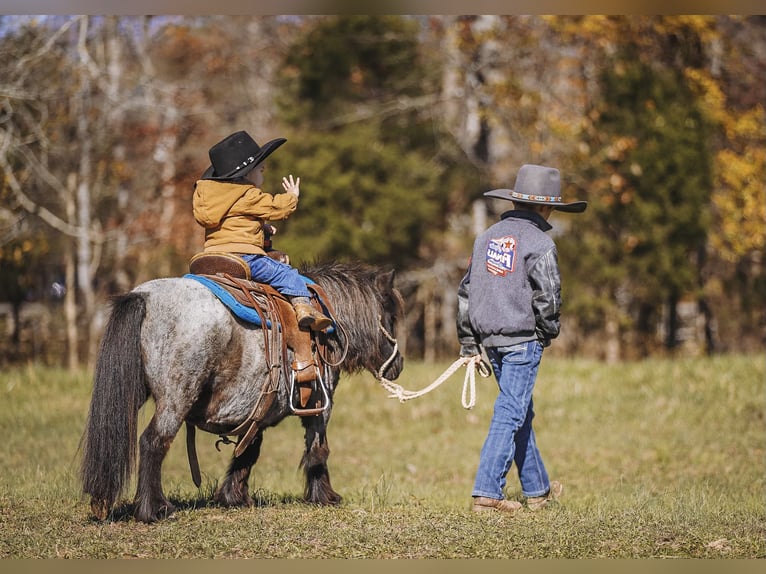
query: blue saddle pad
184 273 333 332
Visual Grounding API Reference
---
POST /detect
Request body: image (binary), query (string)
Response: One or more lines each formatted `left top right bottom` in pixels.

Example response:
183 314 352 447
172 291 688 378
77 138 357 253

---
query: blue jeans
240 254 311 298
472 340 551 499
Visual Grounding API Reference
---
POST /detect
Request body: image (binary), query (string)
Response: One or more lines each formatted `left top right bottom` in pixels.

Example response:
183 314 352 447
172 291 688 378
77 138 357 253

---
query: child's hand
282 175 300 197
264 223 277 236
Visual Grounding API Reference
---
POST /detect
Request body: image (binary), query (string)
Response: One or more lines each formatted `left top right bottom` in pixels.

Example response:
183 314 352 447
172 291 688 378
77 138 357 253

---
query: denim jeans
472 340 551 499
240 254 311 298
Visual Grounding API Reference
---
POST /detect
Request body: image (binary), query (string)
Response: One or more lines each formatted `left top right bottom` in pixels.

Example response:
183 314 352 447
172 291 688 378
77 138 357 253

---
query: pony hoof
306 492 342 506
213 485 253 508
213 494 253 508
90 498 110 521
134 501 177 523
328 493 343 506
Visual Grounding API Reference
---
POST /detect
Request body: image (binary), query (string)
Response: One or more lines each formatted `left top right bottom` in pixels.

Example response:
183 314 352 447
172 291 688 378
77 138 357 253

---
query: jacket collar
500 209 552 232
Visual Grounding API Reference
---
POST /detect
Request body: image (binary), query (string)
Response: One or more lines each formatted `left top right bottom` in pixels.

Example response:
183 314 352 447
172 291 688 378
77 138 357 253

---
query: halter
375 315 400 382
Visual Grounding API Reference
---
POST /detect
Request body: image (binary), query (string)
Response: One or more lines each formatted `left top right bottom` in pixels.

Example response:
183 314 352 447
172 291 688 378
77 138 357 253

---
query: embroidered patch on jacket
486 235 517 276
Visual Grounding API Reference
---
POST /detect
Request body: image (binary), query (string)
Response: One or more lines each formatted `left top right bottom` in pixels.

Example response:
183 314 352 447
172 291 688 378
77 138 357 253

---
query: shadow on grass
91 491 309 524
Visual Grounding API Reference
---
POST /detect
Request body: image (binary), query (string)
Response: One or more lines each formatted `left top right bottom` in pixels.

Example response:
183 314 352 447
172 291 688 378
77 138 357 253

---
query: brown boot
526 480 563 511
293 301 332 332
471 496 523 516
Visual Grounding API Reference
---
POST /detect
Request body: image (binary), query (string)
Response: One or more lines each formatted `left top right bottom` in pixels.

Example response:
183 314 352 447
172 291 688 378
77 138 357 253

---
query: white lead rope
374 318 491 409
374 323 491 409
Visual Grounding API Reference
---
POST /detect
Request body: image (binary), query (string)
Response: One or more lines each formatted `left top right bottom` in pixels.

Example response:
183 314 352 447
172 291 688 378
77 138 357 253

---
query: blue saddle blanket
184 273 332 332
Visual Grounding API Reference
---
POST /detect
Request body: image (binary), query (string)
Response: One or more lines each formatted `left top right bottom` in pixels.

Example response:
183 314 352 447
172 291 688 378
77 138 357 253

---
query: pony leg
133 410 179 523
214 431 263 508
301 414 342 505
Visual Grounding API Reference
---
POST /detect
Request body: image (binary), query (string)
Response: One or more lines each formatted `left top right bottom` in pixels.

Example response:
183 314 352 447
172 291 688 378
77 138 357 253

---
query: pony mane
300 260 385 294
299 260 402 372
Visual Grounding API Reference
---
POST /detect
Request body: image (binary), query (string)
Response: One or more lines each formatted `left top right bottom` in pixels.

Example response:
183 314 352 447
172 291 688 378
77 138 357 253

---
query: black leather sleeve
456 266 481 355
529 247 561 345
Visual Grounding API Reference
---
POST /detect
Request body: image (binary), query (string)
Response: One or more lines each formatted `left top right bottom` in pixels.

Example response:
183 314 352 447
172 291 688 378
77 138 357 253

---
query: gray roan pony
80 261 404 523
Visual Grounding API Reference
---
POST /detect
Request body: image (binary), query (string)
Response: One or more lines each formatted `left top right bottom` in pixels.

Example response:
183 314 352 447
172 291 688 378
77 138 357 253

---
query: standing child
192 130 331 331
456 164 587 514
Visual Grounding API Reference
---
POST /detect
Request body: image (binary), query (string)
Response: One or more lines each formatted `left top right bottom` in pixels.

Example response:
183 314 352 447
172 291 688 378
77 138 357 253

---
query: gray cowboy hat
201 130 286 180
484 164 587 213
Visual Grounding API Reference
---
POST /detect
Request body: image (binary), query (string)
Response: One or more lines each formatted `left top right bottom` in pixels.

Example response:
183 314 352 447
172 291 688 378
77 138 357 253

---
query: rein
372 318 491 410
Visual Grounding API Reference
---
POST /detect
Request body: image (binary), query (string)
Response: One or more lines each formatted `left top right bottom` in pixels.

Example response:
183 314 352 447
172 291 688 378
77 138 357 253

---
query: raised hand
282 174 300 197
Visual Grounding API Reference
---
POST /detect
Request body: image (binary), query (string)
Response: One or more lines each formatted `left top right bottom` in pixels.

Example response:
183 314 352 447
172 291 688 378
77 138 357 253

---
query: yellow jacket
192 179 298 255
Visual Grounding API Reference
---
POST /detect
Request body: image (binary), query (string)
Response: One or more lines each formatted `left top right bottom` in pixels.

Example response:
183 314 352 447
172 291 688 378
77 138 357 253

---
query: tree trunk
106 16 132 293
696 243 717 355
604 313 620 363
10 301 21 351
154 89 180 278
440 275 458 357
423 283 437 363
75 16 98 366
439 15 493 167
665 291 679 351
65 173 79 369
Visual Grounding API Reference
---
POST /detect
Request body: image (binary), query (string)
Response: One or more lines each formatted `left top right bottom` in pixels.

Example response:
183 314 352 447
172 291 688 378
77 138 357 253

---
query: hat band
511 191 563 203
231 156 256 173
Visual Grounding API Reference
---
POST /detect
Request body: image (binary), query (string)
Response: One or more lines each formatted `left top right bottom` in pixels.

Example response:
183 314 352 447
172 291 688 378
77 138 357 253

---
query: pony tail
80 292 148 520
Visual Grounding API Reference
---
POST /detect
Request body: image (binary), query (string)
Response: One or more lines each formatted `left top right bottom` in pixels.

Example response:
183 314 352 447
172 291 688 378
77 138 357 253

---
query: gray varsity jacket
456 210 561 352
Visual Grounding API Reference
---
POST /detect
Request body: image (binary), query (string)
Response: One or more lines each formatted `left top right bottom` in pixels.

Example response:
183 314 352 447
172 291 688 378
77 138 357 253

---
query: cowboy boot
291 297 332 331
471 496 523 516
526 481 564 511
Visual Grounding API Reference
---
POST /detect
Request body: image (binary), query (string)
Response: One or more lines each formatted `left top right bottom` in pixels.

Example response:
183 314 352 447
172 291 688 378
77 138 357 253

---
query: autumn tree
553 15 765 358
570 54 713 356
1 16 192 365
264 15 489 358
687 16 766 352
270 16 440 265
1 15 763 365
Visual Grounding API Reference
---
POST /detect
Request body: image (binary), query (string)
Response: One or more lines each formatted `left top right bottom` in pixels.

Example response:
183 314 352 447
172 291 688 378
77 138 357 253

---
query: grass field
0 355 763 559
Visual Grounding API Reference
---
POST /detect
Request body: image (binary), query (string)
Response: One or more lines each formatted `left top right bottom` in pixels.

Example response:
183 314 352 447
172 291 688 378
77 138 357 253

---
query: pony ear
376 269 396 291
376 269 404 315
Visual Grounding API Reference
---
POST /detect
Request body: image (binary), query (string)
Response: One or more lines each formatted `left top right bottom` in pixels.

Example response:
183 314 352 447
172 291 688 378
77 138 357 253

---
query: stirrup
289 367 330 416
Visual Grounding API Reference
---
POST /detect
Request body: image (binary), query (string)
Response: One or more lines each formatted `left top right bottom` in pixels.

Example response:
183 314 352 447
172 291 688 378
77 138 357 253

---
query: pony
80 261 404 523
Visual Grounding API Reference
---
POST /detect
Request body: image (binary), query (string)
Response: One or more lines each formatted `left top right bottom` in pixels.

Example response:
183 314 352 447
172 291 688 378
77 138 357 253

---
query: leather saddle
188 252 329 414
189 251 253 280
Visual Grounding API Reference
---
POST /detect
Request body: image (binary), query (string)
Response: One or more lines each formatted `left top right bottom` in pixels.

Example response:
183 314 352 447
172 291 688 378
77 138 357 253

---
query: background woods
1 15 764 366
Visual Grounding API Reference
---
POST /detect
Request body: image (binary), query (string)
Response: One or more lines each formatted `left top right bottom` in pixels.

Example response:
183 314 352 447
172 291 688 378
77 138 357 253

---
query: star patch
486 235 517 276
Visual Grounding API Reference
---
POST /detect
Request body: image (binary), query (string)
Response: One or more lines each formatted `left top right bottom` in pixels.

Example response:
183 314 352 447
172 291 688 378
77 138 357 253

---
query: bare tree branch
14 16 79 72
0 131 81 237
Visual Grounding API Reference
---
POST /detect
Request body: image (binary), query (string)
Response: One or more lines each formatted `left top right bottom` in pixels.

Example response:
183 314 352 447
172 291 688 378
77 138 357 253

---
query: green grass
0 355 763 558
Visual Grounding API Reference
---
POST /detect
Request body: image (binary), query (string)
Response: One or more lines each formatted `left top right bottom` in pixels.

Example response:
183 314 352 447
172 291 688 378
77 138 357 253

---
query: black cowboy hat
201 130 286 180
484 164 587 213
